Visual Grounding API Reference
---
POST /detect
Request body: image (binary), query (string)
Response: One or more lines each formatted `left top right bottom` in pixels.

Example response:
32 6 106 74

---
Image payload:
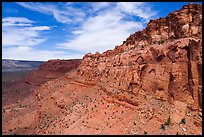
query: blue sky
2 2 201 61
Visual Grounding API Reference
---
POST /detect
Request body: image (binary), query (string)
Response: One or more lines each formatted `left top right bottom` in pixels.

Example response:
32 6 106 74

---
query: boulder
170 101 187 124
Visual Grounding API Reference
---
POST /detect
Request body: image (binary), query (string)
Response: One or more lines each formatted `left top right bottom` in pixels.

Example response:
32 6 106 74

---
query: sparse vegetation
158 40 164 45
161 124 165 130
20 105 27 108
141 45 145 49
144 95 147 99
160 117 171 130
179 118 186 125
165 116 171 126
2 5 202 135
137 66 140 72
144 131 147 135
158 86 163 90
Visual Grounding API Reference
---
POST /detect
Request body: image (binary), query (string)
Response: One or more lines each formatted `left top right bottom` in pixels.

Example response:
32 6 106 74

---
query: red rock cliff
78 4 202 110
2 4 202 135
26 59 81 85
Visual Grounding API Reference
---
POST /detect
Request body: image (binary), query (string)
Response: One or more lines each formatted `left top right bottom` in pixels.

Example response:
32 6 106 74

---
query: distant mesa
2 59 45 72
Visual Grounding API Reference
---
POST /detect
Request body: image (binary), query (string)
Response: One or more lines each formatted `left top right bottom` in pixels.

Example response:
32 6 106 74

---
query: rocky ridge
25 59 81 85
2 59 81 107
2 4 202 135
78 3 202 110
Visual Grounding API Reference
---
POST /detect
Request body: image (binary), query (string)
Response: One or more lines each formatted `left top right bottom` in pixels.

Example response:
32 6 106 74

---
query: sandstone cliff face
38 59 81 72
78 4 202 110
2 4 202 135
124 4 202 47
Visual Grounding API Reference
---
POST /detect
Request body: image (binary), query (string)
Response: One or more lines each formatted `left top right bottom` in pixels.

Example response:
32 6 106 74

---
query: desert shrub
165 117 171 126
144 131 147 135
180 118 186 125
161 124 165 130
137 66 140 71
20 105 27 108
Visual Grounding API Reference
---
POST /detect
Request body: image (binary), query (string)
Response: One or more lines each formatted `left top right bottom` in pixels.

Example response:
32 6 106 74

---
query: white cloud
2 17 50 46
3 46 84 61
91 2 112 12
2 16 83 61
2 17 34 23
56 2 155 53
17 2 85 23
25 26 50 31
57 12 143 53
16 2 157 54
116 2 156 20
2 17 33 27
3 2 158 60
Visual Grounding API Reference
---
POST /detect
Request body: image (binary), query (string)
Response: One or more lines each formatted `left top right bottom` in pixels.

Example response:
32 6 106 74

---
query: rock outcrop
124 3 202 47
77 4 202 110
38 59 81 72
26 59 81 85
2 4 202 135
